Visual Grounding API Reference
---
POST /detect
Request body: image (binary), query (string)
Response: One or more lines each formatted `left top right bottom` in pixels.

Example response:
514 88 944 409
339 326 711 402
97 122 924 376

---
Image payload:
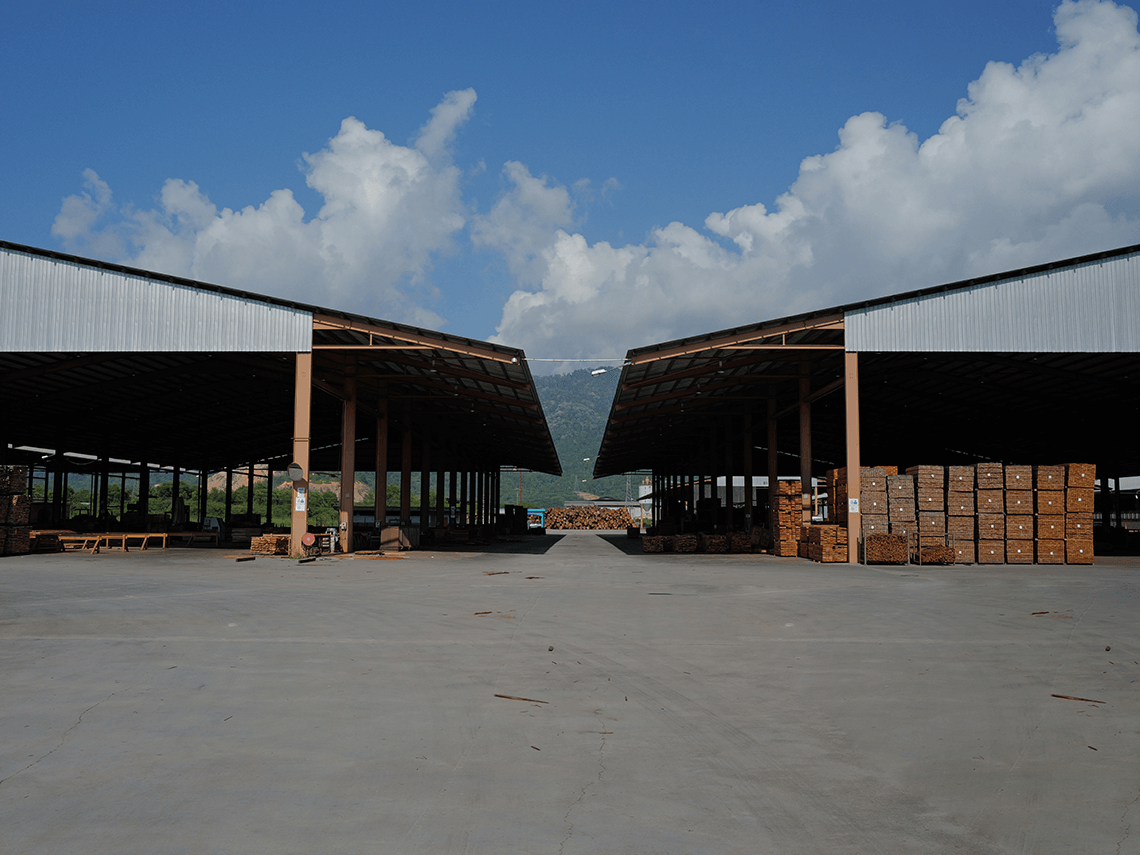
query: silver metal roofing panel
0 246 312 352
845 250 1140 352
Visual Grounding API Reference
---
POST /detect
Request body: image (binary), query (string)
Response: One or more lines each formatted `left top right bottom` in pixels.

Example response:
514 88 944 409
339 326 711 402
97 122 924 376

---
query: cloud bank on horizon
53 0 1140 369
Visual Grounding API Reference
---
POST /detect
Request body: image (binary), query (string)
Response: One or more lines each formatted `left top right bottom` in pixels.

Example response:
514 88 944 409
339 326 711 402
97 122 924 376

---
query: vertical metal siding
846 251 1140 352
0 248 312 352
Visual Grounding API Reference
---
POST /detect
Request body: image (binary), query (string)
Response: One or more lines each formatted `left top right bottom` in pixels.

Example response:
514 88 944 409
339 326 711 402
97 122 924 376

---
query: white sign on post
848 497 860 514
295 488 307 512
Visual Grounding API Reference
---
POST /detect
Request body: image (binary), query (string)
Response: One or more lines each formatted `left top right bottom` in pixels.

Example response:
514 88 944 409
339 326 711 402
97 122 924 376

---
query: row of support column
646 352 863 562
288 351 504 556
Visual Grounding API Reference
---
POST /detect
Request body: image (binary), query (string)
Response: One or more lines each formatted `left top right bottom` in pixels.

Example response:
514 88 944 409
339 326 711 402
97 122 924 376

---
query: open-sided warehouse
0 241 561 556
592 243 1140 563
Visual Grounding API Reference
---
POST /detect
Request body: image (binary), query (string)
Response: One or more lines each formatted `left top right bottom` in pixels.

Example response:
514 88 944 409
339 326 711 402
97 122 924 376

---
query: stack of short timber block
1 465 32 556
807 524 848 562
250 534 290 555
946 466 976 563
1063 463 1095 564
773 479 802 557
907 465 954 563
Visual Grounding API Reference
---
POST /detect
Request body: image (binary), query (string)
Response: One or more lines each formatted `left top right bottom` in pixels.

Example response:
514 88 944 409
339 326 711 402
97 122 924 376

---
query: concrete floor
1 532 1138 854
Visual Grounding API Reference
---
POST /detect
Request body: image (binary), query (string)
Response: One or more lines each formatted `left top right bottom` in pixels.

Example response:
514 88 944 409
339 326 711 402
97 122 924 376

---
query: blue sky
4 1 1139 368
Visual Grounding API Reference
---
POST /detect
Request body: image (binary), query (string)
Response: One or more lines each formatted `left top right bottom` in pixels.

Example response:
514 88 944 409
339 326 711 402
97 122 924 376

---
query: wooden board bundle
729 532 752 553
976 463 1003 489
1005 491 1032 514
773 479 801 556
1065 489 1093 513
1036 516 1063 539
1006 516 1033 539
946 493 974 516
1 465 32 556
1066 514 1093 538
947 466 974 492
947 516 975 540
642 536 668 553
1036 491 1063 514
865 532 908 563
1066 463 1096 489
7 494 30 526
952 540 976 564
702 534 728 554
862 515 888 537
1005 465 1032 490
917 512 946 536
674 533 699 553
977 541 1005 564
978 513 1005 539
1006 542 1033 564
1034 465 1065 490
976 490 1004 513
545 506 634 530
807 525 848 563
0 465 28 495
1036 541 1064 564
1066 539 1093 564
250 534 290 555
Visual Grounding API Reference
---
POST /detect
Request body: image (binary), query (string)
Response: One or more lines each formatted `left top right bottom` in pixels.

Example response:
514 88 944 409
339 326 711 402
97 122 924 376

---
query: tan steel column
743 414 753 531
436 467 445 528
419 436 431 532
339 358 357 552
845 351 862 563
400 413 413 525
460 467 470 526
374 393 388 531
799 360 812 524
289 351 312 556
767 397 778 534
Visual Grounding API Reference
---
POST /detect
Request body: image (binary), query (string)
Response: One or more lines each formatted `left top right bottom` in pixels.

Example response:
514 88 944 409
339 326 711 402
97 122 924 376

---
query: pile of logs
545 507 634 530
1 465 31 557
250 534 290 555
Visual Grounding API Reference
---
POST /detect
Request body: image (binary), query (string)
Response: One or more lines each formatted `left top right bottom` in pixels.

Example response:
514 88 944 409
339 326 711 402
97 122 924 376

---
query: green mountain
501 367 633 509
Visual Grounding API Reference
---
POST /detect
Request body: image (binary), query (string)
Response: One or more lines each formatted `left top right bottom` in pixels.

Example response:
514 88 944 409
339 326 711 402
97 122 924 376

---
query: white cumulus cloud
53 89 478 328
485 0 1140 366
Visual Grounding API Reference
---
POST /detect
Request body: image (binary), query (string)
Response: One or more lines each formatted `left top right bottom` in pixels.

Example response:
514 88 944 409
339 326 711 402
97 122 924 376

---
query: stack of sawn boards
834 463 1094 564
1 465 31 556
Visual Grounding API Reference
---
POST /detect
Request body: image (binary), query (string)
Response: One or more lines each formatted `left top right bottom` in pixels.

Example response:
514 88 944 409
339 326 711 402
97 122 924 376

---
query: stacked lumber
250 534 290 555
975 463 1004 562
1066 463 1095 564
1 465 31 557
865 532 908 563
702 534 728 554
827 468 848 524
545 506 634 530
946 465 975 563
807 525 848 563
729 531 752 553
859 467 889 542
773 480 801 557
674 533 699 553
642 536 668 553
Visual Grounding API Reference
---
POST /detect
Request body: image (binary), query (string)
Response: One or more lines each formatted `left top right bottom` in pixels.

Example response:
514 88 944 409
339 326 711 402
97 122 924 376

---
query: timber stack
773 479 801 556
807 525 848 562
545 506 634 530
250 534 290 555
1 465 31 557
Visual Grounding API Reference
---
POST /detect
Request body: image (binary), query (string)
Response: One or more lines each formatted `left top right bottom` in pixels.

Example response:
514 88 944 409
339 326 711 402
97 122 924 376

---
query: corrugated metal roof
0 243 312 352
846 249 1140 352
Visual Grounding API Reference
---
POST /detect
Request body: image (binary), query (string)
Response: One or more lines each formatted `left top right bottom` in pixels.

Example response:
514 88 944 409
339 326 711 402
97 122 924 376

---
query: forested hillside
502 367 632 508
